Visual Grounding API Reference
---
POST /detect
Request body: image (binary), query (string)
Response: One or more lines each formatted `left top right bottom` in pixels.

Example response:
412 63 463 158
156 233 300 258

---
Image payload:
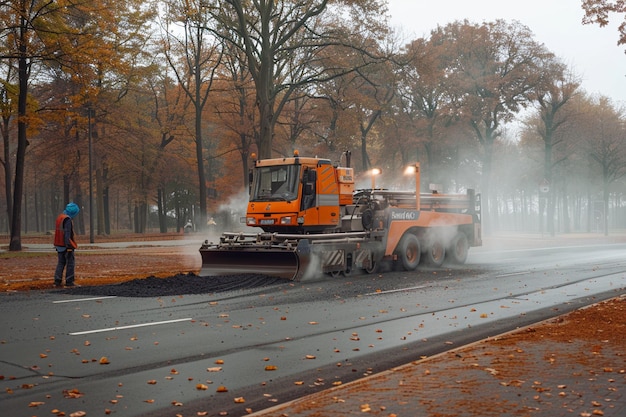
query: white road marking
365 285 427 296
69 318 193 335
53 296 118 304
496 271 531 278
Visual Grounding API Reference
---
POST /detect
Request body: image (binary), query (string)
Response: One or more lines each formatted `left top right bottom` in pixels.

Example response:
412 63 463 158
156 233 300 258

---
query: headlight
280 216 292 224
246 217 256 225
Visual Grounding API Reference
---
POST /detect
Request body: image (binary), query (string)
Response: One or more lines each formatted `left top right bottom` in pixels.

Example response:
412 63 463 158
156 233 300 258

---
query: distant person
54 202 80 287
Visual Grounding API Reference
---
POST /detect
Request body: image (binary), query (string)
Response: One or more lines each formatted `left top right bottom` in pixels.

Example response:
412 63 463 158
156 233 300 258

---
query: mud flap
200 248 301 280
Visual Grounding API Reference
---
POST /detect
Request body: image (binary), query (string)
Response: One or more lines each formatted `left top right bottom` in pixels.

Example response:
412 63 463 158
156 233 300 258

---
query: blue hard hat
64 202 80 218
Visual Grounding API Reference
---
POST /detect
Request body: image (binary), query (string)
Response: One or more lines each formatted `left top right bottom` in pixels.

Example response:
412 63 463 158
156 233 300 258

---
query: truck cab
246 152 354 233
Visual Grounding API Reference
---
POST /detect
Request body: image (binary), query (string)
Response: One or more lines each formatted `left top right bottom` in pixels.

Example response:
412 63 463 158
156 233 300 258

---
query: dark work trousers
54 250 75 285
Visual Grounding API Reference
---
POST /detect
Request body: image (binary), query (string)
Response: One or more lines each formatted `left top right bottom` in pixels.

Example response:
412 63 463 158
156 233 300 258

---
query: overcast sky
387 0 626 106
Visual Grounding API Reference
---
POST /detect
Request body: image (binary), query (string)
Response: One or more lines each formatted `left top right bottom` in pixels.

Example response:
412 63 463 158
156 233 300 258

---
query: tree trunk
257 98 274 159
9 15 30 251
157 188 167 233
2 115 12 228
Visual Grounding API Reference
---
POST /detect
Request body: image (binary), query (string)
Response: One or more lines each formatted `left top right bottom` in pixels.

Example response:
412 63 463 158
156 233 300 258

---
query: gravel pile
58 273 284 297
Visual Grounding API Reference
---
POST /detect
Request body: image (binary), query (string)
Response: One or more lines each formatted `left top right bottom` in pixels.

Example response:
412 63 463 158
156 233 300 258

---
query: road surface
1 242 625 417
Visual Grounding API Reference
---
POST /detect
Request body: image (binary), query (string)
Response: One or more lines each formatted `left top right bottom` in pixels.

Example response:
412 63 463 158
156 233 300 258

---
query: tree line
1 0 625 250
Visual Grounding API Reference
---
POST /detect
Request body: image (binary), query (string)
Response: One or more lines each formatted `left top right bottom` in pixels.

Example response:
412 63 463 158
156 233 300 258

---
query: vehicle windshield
251 164 300 201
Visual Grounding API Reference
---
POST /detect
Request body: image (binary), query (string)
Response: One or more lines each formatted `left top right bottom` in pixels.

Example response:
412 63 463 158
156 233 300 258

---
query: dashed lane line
69 318 193 336
53 296 118 303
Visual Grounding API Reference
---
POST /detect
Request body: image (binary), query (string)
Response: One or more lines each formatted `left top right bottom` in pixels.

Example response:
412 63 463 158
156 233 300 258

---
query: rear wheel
396 233 421 271
424 240 446 267
447 232 469 264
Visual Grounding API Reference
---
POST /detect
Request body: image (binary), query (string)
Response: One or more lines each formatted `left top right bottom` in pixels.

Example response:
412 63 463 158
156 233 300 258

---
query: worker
53 202 80 287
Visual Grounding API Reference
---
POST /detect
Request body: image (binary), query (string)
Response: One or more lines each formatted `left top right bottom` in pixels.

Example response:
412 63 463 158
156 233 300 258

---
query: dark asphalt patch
59 273 284 297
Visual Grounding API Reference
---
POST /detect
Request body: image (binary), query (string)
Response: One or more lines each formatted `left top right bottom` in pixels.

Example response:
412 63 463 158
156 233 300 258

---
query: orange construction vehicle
200 151 481 280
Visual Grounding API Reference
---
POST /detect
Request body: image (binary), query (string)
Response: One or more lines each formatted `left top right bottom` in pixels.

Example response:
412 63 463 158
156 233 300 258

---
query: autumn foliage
2 1 626 243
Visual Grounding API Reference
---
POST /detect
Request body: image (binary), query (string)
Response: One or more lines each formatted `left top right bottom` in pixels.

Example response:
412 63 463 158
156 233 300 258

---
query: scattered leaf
63 388 84 399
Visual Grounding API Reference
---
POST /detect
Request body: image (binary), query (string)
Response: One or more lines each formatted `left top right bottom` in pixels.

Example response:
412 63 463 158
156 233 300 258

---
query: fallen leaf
99 357 110 365
216 386 228 392
63 388 84 399
265 365 277 371
234 397 245 403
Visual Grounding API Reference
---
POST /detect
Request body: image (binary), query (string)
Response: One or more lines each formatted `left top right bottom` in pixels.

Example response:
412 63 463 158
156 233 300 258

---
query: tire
424 240 446 267
447 232 469 264
396 233 421 271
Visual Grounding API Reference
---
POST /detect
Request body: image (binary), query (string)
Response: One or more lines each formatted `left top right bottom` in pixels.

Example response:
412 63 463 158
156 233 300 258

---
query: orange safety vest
54 213 77 249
